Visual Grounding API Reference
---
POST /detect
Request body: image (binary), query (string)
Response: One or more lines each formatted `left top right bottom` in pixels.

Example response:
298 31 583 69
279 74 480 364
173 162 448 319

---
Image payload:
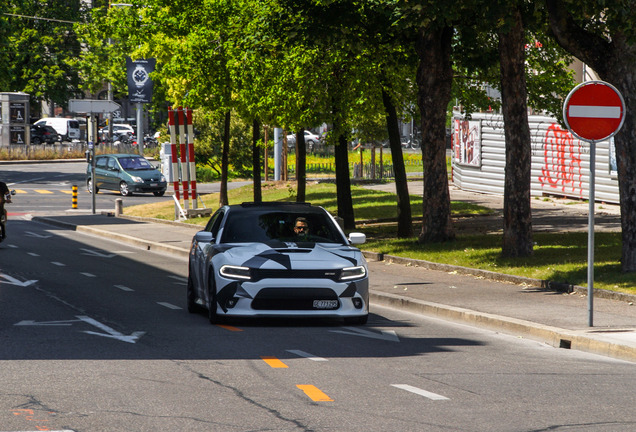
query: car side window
96 157 108 169
107 158 118 171
205 210 224 238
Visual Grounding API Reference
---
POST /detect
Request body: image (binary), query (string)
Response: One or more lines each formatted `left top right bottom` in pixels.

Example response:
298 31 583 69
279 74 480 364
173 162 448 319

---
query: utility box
0 92 30 146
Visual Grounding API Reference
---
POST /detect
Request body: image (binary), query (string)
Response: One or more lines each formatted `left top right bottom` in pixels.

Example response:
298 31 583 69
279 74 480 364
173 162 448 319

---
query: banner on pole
126 58 156 104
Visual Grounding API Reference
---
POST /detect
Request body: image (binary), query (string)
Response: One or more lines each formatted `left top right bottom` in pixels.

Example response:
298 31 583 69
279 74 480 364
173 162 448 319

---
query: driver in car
293 217 310 240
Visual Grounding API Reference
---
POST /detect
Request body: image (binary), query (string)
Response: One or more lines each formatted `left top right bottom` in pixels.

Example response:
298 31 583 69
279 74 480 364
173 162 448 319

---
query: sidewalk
31 187 636 363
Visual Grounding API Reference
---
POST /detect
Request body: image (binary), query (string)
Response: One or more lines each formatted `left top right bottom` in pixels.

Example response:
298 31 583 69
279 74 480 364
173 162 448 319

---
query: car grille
251 287 339 310
251 269 341 282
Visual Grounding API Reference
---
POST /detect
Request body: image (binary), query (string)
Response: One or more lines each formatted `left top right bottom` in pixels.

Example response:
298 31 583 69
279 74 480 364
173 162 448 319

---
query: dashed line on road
391 384 449 401
261 356 289 368
286 350 328 361
114 285 134 292
51 262 66 266
296 385 333 402
217 324 243 332
81 272 96 278
157 302 181 310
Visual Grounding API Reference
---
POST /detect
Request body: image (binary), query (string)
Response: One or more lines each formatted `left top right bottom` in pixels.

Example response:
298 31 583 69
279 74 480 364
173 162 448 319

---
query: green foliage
192 109 253 179
2 1 87 112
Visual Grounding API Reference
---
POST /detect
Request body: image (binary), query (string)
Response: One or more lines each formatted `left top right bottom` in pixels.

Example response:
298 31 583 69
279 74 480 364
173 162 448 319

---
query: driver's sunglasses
295 225 307 231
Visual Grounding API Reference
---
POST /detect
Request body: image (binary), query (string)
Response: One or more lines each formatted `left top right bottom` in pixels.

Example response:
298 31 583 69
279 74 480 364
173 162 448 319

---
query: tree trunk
219 110 230 207
415 25 455 243
252 118 262 203
546 0 636 271
381 85 413 238
296 129 307 202
499 8 533 257
335 132 355 229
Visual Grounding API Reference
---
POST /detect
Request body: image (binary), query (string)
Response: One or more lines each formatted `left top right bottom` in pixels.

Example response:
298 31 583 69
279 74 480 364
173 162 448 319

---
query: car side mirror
195 231 214 244
348 232 366 245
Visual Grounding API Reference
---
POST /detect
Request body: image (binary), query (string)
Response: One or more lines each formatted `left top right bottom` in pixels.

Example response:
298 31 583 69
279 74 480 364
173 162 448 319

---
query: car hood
220 242 362 270
127 169 164 181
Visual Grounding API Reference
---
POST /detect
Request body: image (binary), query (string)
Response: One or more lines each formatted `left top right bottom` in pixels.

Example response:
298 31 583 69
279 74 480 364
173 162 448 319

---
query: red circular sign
564 81 625 141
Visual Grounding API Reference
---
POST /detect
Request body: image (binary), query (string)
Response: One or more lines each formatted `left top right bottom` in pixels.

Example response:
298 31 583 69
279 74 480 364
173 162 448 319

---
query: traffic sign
68 99 121 114
564 81 625 142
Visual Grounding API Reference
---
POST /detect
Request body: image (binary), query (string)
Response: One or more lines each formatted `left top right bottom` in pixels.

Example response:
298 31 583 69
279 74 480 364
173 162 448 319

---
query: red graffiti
538 123 583 197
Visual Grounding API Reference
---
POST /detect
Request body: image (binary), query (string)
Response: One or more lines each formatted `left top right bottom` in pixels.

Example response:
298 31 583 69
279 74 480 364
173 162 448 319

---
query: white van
34 118 81 142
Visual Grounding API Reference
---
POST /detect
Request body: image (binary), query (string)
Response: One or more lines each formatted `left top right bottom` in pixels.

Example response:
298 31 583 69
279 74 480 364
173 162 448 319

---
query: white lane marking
25 231 52 239
330 326 400 342
80 248 116 258
391 384 449 400
569 105 621 118
115 285 134 292
286 349 328 361
81 272 96 278
27 252 40 257
8 244 18 248
158 302 181 310
0 273 37 287
51 262 66 266
77 315 145 344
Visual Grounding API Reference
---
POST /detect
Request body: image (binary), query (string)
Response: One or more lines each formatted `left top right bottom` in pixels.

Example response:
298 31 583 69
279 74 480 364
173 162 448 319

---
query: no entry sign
564 81 625 142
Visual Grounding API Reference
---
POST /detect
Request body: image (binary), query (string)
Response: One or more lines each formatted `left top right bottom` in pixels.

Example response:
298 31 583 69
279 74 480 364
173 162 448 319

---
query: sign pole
563 80 625 327
587 140 596 327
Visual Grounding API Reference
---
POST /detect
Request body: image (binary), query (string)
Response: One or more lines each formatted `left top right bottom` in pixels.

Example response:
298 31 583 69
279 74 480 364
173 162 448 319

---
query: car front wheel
153 190 165 197
119 181 132 196
187 273 200 314
207 274 220 324
87 179 99 194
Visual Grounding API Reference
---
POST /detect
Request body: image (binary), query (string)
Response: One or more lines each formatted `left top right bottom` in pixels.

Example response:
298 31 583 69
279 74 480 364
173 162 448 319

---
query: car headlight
131 175 143 183
160 175 166 182
340 265 367 281
220 265 252 281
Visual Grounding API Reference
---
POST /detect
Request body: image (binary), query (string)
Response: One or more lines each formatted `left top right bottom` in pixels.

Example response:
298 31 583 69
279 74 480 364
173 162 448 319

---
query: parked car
287 131 322 152
86 153 167 197
30 124 61 144
187 202 369 324
34 118 81 142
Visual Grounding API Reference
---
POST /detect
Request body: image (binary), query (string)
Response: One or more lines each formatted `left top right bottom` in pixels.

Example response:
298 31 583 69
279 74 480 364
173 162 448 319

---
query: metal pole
587 140 596 327
137 102 143 156
90 114 97 214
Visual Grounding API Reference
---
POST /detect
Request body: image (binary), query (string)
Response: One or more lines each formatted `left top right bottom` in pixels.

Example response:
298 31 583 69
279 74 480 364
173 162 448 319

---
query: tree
4 1 87 115
498 5 533 257
546 0 636 271
415 23 456 243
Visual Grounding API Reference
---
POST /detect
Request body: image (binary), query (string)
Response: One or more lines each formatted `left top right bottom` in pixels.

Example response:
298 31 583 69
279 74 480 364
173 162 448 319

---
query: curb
370 291 636 363
362 251 636 304
32 216 190 258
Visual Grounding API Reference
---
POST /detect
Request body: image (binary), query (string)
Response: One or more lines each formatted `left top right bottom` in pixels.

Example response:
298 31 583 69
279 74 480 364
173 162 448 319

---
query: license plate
313 300 338 309
150 183 158 187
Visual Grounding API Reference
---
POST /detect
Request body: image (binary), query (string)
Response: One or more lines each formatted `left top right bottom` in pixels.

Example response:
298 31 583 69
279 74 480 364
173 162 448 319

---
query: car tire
207 273 220 324
119 182 132 196
87 179 99 194
153 190 165 197
32 137 42 145
186 273 200 314
344 314 368 325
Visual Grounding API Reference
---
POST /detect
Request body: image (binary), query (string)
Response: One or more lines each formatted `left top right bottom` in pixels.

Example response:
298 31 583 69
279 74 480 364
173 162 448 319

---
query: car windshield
117 156 153 170
221 210 344 245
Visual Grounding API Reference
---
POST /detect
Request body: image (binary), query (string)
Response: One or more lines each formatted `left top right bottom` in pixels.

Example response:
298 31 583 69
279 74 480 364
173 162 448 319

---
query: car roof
226 201 321 214
96 153 146 158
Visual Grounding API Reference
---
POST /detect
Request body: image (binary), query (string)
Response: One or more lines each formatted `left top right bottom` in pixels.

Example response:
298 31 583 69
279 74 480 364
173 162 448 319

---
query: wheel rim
120 182 129 196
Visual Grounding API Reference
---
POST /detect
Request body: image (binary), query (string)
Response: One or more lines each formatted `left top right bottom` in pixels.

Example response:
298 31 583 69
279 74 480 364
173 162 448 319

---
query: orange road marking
216 324 243 332
297 385 333 402
34 189 54 194
261 356 289 368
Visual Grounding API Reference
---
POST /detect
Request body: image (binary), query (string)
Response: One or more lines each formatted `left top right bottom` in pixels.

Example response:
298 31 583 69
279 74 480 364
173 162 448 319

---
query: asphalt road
1 215 635 431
